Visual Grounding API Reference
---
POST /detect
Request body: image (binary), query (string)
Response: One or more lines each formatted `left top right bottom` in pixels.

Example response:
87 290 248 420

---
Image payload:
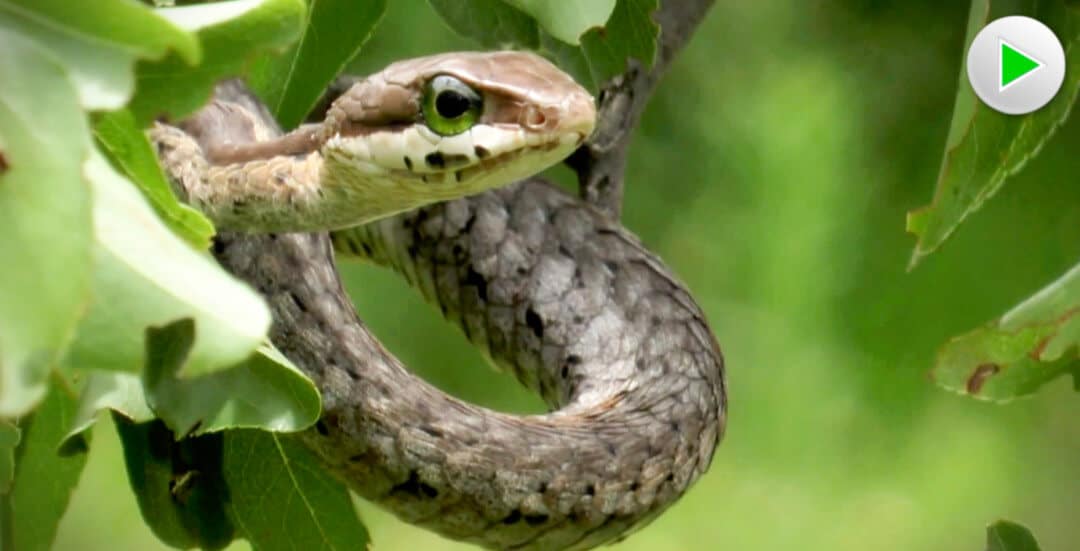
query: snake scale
153 51 726 550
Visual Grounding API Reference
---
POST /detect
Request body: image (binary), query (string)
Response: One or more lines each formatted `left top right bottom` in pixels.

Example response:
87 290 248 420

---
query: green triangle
1001 41 1041 89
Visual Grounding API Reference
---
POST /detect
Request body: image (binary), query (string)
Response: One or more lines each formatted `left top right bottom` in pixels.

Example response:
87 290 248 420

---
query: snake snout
562 86 597 141
530 86 596 147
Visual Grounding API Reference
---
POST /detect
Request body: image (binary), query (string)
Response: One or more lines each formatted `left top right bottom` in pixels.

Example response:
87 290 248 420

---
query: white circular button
966 16 1065 115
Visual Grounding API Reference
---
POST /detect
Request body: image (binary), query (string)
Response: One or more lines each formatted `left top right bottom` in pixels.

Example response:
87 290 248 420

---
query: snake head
320 51 596 207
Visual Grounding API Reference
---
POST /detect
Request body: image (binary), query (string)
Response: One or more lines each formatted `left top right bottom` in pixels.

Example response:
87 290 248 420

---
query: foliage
115 418 366 551
906 0 1080 544
908 0 1080 267
0 1 651 549
248 0 387 129
1 378 86 551
428 0 658 90
986 520 1043 551
914 2 1080 407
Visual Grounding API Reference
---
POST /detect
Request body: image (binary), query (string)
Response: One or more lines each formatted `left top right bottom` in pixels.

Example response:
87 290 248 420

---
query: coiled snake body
154 51 726 550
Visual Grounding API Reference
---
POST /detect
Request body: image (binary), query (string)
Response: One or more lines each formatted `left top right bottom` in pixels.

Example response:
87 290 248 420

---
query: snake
152 51 726 550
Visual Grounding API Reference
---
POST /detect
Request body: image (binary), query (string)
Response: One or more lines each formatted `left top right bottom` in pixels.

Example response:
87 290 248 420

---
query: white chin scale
324 124 557 176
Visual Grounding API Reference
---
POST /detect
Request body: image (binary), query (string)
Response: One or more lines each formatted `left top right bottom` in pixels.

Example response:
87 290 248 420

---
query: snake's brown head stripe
321 51 595 200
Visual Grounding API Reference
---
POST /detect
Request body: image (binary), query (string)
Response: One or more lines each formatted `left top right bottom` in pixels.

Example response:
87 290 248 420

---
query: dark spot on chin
315 420 329 436
474 145 491 158
966 363 1000 394
425 151 445 168
403 155 413 170
454 170 463 183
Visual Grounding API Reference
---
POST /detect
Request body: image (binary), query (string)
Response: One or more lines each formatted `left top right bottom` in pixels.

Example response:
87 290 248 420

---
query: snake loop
155 52 725 550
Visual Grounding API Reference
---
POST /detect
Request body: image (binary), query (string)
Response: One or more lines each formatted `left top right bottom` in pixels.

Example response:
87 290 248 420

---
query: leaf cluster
909 1 1080 545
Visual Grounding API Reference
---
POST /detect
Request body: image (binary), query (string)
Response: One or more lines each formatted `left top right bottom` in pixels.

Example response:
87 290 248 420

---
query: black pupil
435 90 472 119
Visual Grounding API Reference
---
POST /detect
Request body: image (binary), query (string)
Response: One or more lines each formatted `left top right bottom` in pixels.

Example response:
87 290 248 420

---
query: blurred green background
54 2 1080 550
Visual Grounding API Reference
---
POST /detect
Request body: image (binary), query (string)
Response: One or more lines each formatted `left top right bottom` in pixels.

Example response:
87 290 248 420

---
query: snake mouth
324 124 587 191
400 130 587 186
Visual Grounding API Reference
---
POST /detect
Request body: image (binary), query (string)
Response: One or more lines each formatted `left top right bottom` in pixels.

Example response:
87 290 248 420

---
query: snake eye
423 75 482 136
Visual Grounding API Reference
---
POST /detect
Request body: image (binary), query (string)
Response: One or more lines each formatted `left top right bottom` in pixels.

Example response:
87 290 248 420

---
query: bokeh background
55 2 1080 550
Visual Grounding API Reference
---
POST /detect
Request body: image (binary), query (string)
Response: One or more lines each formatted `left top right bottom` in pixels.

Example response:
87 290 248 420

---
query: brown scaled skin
163 52 725 550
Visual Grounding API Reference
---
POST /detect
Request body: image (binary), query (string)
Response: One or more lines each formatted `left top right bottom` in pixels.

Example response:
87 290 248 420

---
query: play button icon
1000 40 1041 90
967 16 1065 115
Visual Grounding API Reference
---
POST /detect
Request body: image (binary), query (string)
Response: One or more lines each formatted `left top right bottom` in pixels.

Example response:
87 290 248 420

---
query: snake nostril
523 105 547 130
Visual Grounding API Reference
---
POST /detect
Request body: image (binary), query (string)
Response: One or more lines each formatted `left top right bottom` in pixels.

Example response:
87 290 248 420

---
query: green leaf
427 0 540 49
987 520 1042 551
117 421 367 550
907 0 1080 267
143 319 320 436
931 261 1080 401
0 0 198 110
249 0 386 129
501 0 615 45
59 371 155 455
573 0 658 85
2 377 90 551
0 421 17 494
60 151 272 378
0 30 93 416
94 109 215 249
428 0 657 92
128 0 306 125
115 417 234 550
60 320 317 444
220 431 368 550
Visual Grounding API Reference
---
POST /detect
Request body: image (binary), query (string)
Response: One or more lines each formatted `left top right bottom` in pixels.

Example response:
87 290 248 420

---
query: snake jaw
322 113 591 194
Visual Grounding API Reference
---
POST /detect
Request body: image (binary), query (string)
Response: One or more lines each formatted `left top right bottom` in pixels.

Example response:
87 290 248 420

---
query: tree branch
568 0 716 219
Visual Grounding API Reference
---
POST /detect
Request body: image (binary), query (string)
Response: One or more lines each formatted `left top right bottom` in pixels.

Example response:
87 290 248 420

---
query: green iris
422 75 483 136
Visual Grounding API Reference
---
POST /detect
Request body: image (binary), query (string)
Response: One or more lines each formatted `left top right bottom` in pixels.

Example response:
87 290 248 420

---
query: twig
568 0 716 219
